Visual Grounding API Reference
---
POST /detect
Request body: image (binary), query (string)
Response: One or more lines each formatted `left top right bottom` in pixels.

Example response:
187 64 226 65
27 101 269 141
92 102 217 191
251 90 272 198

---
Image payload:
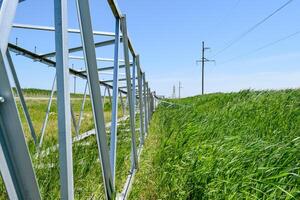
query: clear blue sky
7 0 300 97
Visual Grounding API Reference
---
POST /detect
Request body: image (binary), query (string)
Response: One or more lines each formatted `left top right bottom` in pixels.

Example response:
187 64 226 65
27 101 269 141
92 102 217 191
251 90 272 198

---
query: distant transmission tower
172 85 176 98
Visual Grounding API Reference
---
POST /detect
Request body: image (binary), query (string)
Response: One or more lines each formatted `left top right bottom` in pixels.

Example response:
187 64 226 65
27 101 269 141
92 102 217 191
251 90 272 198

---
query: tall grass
131 89 300 199
0 89 137 199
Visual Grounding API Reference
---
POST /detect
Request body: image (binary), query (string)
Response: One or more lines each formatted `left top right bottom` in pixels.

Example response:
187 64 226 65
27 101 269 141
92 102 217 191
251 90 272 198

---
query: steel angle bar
136 55 144 145
109 17 120 188
39 75 56 148
151 92 154 114
7 43 129 95
142 73 148 134
77 64 132 73
41 38 120 58
119 85 138 89
6 50 38 145
54 0 74 198
69 55 126 63
117 139 144 200
120 15 138 170
0 53 41 200
12 23 116 37
130 56 137 169
102 77 137 83
107 0 136 57
75 0 113 198
0 1 41 198
132 58 136 110
0 0 18 53
76 80 88 136
147 83 151 122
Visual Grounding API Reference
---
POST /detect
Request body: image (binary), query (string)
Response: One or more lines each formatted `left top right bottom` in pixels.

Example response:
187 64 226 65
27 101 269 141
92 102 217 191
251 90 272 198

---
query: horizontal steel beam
40 38 121 58
77 64 133 73
8 43 128 95
13 23 116 37
102 77 137 83
119 85 138 89
69 55 127 63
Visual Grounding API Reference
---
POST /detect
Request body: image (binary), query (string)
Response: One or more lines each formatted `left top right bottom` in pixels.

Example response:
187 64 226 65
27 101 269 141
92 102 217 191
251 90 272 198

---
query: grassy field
0 89 141 199
131 89 300 199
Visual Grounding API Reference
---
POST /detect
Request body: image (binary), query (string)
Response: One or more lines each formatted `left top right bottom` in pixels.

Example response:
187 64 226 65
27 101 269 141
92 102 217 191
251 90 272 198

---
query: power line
218 30 300 65
214 0 295 56
207 0 242 38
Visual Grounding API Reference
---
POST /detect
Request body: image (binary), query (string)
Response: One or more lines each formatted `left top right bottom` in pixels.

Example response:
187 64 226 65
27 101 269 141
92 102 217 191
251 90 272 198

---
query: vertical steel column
0 51 41 200
109 17 120 189
150 92 154 117
131 56 137 168
76 0 113 198
6 50 37 145
76 81 88 136
120 15 138 169
54 0 74 199
39 75 56 148
142 73 148 134
0 1 41 198
0 0 18 53
132 58 136 115
147 84 151 121
136 55 144 145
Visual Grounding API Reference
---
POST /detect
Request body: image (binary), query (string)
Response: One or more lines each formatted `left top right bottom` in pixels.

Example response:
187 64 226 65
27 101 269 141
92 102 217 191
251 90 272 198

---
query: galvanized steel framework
0 0 156 199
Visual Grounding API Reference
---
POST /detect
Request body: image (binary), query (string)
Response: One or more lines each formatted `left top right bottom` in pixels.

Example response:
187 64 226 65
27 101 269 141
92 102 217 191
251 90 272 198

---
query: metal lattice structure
0 0 156 199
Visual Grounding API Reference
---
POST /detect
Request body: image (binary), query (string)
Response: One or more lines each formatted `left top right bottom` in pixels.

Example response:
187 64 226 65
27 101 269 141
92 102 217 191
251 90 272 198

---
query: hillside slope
131 90 300 199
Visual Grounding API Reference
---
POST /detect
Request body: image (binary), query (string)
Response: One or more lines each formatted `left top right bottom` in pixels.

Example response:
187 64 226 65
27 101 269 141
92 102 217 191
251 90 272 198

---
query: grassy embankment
0 88 141 199
131 89 300 199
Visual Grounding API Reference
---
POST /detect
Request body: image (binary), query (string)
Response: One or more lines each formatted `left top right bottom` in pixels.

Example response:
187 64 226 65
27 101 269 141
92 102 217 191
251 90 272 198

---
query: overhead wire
214 0 295 56
218 30 300 65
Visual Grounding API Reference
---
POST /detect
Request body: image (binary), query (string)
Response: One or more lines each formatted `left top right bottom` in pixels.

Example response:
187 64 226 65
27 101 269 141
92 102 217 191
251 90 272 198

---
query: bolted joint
0 97 5 103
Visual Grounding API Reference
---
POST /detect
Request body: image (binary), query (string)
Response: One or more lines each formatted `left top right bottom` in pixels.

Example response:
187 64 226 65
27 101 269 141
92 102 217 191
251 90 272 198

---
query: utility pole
197 41 215 95
178 81 182 98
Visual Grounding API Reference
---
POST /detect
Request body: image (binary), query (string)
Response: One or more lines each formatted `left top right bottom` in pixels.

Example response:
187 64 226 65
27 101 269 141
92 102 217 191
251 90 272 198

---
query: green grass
0 89 139 199
14 88 88 98
131 89 300 199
